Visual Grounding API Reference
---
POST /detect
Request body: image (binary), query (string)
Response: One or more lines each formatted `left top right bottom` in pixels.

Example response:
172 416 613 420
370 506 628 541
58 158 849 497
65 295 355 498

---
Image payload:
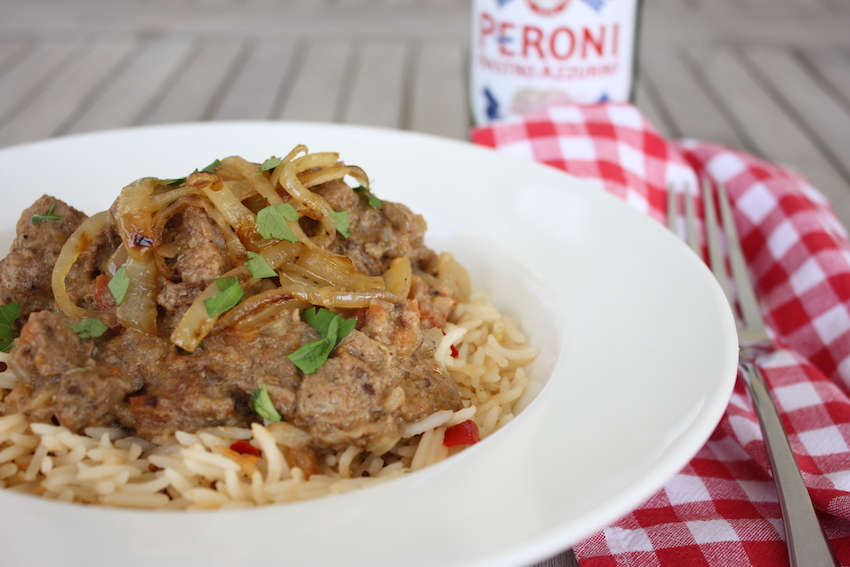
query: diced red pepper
441 330 459 358
229 440 260 457
443 420 480 447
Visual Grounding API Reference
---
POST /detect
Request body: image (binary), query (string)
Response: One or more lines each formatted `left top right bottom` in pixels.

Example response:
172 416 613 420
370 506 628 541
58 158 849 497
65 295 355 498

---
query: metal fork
667 180 840 567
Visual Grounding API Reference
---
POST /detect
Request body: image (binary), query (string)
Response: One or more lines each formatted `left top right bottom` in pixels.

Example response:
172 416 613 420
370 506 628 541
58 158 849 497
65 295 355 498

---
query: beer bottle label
470 0 641 126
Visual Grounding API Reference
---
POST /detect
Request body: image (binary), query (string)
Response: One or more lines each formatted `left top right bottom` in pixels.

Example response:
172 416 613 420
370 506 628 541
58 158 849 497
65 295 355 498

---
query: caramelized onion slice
383 257 412 299
52 212 116 325
115 177 160 261
115 255 158 335
293 248 385 291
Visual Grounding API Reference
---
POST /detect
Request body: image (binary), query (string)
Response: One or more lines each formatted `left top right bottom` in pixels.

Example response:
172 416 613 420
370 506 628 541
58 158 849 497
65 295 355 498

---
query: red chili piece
230 440 260 457
443 420 480 447
450 345 459 358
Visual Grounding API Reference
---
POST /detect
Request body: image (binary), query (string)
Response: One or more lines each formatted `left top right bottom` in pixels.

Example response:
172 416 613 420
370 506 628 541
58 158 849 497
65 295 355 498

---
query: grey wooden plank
407 41 467 140
277 41 352 122
640 47 747 149
210 40 297 121
0 39 136 146
800 47 850 109
0 38 30 74
743 46 850 184
0 3 472 42
64 38 195 134
142 38 245 124
0 39 84 130
343 41 408 129
687 46 850 228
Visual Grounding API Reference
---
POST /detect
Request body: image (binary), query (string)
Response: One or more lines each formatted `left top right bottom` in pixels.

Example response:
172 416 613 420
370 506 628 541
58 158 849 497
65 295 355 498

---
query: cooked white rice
0 292 537 510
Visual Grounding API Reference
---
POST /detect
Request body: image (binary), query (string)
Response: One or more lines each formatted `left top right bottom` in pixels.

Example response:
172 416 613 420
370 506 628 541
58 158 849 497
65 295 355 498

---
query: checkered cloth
471 103 850 566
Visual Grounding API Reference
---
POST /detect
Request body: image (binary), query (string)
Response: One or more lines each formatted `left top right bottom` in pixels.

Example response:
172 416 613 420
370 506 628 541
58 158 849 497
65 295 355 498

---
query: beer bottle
470 0 644 126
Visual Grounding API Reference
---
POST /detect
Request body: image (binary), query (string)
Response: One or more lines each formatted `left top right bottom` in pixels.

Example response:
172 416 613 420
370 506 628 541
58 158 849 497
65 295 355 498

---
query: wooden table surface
2 0 850 565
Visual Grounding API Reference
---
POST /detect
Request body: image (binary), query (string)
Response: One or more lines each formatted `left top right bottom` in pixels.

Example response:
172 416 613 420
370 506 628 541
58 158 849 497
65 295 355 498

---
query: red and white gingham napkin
471 103 850 566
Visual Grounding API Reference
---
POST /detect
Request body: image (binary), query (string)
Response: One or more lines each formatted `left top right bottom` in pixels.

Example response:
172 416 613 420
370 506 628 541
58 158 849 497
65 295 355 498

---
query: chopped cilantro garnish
353 185 383 209
329 208 351 238
256 203 300 242
162 159 222 186
203 277 244 317
201 159 221 173
108 266 129 306
32 201 62 224
71 318 108 339
245 251 277 278
251 383 282 422
287 307 355 374
0 303 20 353
257 156 282 172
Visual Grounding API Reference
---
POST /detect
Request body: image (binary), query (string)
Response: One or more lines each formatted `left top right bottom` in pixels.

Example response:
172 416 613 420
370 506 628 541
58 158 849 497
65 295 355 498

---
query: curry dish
0 147 473 475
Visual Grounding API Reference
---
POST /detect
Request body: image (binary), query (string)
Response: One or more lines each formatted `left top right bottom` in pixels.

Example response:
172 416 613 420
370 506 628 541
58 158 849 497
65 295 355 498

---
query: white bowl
0 122 738 567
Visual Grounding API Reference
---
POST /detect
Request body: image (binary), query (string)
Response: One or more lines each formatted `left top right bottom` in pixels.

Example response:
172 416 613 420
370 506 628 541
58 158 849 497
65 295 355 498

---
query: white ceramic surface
0 122 738 567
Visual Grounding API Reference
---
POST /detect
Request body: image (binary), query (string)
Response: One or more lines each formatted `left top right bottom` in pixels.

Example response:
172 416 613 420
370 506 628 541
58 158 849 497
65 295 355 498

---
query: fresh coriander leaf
258 156 282 172
161 158 221 186
108 266 130 306
245 251 278 278
200 159 221 174
203 277 244 317
301 307 355 342
368 194 383 209
288 308 355 374
329 208 351 238
256 203 300 242
287 336 335 375
251 383 282 422
32 201 62 224
0 303 20 353
164 177 186 186
353 185 383 209
71 318 108 339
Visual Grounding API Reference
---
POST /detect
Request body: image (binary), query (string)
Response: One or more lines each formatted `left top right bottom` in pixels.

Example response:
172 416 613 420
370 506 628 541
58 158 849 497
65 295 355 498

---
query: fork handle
741 362 841 567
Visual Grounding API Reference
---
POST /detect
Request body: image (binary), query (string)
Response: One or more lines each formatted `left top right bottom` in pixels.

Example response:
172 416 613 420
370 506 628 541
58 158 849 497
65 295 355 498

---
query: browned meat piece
294 299 461 451
119 312 310 442
313 180 439 276
0 196 87 322
126 371 245 444
156 201 238 332
6 311 130 431
10 310 92 383
54 367 129 432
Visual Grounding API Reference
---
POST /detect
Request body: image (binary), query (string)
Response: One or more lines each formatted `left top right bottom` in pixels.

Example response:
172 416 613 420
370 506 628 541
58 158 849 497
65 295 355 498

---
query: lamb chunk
120 313 311 442
294 299 461 451
312 180 438 277
0 196 87 321
126 372 245 444
295 347 401 450
11 311 91 383
54 367 128 432
5 310 129 432
156 201 237 331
